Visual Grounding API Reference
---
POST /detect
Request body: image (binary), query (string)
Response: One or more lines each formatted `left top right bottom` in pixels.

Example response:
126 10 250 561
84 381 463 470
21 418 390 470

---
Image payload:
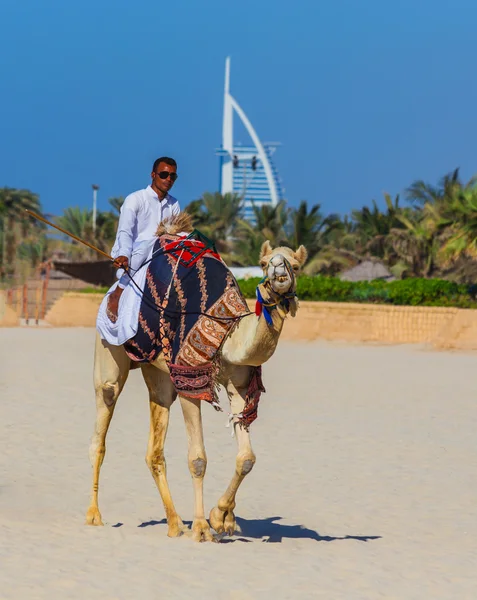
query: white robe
96 238 156 346
111 186 180 288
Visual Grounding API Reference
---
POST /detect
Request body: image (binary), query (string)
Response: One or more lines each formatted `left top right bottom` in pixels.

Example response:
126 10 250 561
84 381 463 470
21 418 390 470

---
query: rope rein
120 239 295 324
122 242 252 323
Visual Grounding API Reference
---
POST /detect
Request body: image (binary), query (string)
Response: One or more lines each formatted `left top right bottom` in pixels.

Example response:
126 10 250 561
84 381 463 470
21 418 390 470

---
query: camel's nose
268 255 289 282
270 255 284 267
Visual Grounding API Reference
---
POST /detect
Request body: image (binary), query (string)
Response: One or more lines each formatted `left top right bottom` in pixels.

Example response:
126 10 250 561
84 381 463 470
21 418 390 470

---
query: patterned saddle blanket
124 232 255 410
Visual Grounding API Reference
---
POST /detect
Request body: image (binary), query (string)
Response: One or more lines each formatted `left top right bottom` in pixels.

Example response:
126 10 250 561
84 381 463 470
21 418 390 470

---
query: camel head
259 241 308 295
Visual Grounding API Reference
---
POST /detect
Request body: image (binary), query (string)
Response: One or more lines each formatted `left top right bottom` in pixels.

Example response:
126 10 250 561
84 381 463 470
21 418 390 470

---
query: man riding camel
107 157 180 322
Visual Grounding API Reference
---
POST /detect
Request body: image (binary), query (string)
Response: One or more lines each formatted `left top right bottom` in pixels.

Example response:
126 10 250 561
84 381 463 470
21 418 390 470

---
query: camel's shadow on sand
134 517 381 544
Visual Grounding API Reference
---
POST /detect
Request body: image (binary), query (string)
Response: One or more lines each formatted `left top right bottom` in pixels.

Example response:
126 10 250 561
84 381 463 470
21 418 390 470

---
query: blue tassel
263 306 273 325
256 287 264 304
256 286 273 326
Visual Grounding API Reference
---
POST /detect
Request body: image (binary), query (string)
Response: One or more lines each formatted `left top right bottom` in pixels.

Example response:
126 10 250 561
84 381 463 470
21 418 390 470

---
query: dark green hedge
236 276 477 308
79 277 477 308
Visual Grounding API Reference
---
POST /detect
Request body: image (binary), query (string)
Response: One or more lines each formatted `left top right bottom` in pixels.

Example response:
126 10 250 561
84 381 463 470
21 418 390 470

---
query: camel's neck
221 306 286 367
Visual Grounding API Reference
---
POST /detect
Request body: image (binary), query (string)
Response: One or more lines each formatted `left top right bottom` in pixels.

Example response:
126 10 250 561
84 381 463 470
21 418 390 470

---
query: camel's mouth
267 254 295 293
271 278 293 294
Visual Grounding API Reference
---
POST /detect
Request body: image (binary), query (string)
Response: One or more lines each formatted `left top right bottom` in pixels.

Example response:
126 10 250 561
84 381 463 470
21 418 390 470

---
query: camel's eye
292 264 300 272
260 260 267 269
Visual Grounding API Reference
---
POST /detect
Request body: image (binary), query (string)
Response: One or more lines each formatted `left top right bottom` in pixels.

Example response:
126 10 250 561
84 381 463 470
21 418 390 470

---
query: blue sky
1 0 477 218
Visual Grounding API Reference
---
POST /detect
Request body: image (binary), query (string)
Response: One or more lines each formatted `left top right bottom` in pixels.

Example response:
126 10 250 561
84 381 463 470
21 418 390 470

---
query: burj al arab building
216 57 285 222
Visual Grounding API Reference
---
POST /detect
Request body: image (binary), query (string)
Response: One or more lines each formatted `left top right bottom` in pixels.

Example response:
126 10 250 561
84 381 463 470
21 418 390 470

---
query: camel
86 218 307 542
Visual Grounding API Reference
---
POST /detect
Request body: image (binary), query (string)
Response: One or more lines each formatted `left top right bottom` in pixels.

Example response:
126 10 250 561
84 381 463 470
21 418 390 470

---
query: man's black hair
153 157 177 171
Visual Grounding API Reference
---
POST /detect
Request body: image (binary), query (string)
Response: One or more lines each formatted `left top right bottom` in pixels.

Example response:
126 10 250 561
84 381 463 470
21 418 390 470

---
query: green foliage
236 276 477 308
235 277 262 299
0 187 44 280
109 197 125 215
6 166 477 292
385 278 476 307
79 275 477 308
79 286 109 294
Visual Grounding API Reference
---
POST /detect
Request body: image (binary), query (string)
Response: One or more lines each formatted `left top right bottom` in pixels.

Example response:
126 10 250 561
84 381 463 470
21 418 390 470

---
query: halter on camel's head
256 240 308 322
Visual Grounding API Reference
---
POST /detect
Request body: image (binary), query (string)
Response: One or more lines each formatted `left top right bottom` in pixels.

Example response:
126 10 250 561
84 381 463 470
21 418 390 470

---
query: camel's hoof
209 506 238 536
167 517 189 538
209 506 226 533
85 507 104 526
191 518 216 543
225 510 240 535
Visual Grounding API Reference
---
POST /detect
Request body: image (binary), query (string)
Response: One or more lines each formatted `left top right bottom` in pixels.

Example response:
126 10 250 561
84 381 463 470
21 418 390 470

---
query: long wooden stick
25 209 114 261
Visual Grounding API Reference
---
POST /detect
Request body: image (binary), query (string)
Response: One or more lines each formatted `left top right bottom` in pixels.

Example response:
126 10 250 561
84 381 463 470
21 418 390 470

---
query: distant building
216 57 285 223
339 260 395 282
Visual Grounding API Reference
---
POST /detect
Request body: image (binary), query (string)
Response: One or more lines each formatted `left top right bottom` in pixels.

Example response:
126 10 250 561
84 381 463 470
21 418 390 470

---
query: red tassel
255 300 263 316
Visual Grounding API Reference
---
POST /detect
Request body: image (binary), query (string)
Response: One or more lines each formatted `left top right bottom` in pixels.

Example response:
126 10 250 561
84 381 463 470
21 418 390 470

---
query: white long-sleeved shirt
111 185 180 284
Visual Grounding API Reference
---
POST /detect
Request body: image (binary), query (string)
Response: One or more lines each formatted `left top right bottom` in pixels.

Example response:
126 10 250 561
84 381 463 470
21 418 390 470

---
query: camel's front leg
86 334 130 526
209 379 256 536
179 396 215 542
142 364 187 538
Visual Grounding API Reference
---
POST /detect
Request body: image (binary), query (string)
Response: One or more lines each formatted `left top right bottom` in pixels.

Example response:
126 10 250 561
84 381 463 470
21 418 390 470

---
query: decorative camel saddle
124 230 265 422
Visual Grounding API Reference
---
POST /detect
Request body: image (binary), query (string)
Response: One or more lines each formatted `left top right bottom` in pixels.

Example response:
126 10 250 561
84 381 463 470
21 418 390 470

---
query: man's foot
106 287 123 323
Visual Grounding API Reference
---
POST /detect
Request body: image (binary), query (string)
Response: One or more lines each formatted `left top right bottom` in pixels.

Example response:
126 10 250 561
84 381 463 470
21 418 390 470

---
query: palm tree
232 219 267 266
108 197 125 215
56 207 92 238
303 245 359 276
184 198 212 228
398 170 477 277
17 236 48 268
94 210 119 253
0 187 42 220
54 206 118 259
405 168 475 206
0 187 44 278
201 192 243 236
250 200 289 247
388 203 444 277
351 193 407 260
438 186 477 265
54 207 94 259
286 201 339 256
190 192 243 255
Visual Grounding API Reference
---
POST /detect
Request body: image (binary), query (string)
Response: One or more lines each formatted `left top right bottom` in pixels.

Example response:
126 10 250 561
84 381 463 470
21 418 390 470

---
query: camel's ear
294 245 308 267
259 240 273 261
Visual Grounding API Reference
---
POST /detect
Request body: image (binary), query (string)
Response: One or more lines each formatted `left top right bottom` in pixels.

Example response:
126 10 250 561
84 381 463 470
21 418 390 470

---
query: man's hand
113 255 129 270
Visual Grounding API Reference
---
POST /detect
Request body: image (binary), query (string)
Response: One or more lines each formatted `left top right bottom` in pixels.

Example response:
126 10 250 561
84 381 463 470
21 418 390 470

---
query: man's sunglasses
155 171 178 182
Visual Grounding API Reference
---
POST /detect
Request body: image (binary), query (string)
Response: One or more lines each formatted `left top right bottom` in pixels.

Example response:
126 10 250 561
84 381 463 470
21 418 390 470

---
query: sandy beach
1 328 476 599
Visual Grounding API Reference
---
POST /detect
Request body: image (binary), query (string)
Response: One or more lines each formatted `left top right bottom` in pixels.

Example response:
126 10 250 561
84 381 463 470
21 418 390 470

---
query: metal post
92 184 99 236
15 287 21 315
242 160 247 198
40 261 51 320
35 282 41 325
2 218 6 270
23 283 28 325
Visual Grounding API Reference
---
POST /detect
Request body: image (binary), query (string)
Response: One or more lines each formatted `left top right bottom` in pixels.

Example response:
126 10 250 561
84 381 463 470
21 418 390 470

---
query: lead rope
164 247 185 305
225 412 244 437
123 247 253 324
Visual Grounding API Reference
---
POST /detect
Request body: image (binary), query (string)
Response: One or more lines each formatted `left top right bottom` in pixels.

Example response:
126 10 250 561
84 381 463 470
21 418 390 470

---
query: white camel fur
86 215 307 542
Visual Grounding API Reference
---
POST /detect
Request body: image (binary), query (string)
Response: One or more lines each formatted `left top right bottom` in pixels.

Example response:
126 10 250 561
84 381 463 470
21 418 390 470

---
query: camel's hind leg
86 334 130 526
209 370 256 536
141 364 187 537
